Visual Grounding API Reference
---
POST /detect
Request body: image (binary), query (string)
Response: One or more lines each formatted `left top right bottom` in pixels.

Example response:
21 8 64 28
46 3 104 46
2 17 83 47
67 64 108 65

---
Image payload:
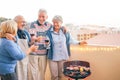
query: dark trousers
0 72 18 80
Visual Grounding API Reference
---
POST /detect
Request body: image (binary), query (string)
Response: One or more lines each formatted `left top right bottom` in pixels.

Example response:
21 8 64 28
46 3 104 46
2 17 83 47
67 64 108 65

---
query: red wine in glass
45 39 49 43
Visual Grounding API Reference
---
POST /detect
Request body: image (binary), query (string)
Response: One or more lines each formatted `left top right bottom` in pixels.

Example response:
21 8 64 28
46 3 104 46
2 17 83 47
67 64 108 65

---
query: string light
93 48 97 51
117 46 120 48
100 48 104 50
106 48 110 51
70 46 120 51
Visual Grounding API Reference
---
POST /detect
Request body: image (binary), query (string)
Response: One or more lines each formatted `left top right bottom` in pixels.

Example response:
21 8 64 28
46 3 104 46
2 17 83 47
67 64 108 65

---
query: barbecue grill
63 60 91 80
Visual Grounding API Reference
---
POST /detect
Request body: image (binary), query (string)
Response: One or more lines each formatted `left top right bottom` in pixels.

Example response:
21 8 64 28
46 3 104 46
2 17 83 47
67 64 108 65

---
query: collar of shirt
51 28 63 35
37 20 47 26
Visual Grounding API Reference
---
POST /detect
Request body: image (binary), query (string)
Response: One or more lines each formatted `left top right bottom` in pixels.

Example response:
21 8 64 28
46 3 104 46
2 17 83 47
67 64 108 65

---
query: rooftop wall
45 45 120 80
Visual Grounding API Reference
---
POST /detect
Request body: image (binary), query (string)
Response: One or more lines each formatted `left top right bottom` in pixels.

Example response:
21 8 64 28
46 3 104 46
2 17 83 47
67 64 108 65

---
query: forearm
70 36 79 44
26 48 32 55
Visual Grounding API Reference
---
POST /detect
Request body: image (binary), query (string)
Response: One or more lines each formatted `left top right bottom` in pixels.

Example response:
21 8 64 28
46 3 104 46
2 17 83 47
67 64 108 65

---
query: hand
29 45 38 52
62 26 69 33
26 45 38 54
5 33 16 41
79 41 87 45
36 36 42 42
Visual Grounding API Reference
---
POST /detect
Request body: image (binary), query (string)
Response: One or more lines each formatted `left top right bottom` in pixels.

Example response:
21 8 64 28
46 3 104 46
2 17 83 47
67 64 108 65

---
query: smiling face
53 20 62 31
38 11 48 24
18 18 26 29
14 15 26 30
52 15 63 31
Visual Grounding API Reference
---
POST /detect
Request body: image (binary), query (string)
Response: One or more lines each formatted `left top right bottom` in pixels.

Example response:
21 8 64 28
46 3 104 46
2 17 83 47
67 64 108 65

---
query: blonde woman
0 20 38 80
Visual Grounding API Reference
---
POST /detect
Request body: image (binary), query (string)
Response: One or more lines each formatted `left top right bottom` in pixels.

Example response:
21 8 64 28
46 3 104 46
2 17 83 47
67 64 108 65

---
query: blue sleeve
5 41 26 60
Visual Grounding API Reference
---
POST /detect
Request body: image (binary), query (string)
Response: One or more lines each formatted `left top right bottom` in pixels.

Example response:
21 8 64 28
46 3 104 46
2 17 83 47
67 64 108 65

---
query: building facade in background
65 24 120 41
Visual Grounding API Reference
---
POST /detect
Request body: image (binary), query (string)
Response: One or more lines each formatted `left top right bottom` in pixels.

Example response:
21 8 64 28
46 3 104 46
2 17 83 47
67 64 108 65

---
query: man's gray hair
14 15 24 22
38 9 47 14
52 15 63 23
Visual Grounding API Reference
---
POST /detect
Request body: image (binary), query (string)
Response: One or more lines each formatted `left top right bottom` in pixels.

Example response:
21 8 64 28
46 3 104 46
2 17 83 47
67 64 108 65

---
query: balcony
45 45 120 80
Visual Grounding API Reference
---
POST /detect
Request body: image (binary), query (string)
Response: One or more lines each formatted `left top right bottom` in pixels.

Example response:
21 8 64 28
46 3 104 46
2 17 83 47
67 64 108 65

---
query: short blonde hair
0 20 17 38
52 15 63 23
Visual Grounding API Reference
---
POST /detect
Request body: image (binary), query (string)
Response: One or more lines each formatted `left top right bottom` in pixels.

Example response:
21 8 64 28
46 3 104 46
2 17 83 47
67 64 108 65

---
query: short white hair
52 15 63 23
38 9 47 14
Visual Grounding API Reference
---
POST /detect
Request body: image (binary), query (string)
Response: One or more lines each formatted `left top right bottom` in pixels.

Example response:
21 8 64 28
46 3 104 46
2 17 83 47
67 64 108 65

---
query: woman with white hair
47 15 87 80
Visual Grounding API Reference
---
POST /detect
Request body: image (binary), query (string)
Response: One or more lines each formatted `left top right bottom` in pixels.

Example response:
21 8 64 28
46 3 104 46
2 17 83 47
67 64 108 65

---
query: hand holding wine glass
27 45 38 54
44 39 50 49
36 36 43 42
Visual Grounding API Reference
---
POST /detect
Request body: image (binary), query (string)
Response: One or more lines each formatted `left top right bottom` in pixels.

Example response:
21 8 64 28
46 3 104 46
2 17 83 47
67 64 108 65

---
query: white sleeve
69 33 80 44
